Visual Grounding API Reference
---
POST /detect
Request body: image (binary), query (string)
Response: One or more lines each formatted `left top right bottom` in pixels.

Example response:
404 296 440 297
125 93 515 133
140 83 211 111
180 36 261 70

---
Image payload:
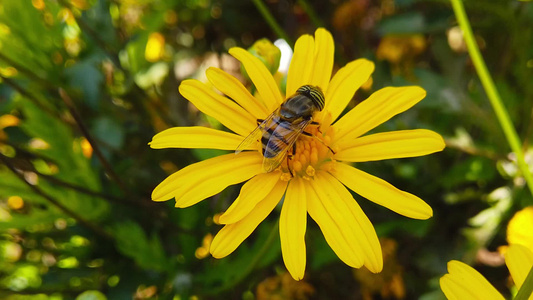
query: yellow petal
318 58 375 124
335 129 445 162
333 86 426 141
280 177 307 280
285 34 314 98
151 152 262 207
306 176 365 268
308 28 334 92
327 162 433 220
179 79 256 137
149 126 255 150
312 171 382 273
505 244 533 290
219 171 281 224
507 206 533 251
206 67 270 119
440 260 504 300
210 179 287 258
229 47 283 112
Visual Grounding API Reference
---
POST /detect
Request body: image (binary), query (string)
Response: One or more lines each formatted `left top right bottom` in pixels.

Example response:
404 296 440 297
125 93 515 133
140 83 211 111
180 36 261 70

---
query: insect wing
235 112 276 154
262 119 311 172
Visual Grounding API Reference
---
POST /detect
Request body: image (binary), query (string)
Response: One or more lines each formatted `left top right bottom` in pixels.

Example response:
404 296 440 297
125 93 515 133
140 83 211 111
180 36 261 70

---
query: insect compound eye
297 85 325 111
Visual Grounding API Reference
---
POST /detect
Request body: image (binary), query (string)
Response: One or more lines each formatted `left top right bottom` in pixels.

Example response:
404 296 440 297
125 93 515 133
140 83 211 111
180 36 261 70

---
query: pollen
280 172 292 182
285 124 336 178
306 165 316 177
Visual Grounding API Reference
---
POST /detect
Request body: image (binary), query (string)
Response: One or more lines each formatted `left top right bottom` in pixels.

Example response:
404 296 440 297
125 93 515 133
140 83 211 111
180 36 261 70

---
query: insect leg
256 119 264 124
286 146 295 177
307 120 324 134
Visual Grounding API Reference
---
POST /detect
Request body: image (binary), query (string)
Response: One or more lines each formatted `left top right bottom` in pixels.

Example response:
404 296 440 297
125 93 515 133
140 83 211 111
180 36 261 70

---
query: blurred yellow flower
353 238 405 300
7 196 24 210
70 0 89 10
377 34 426 65
0 114 20 141
145 32 165 62
0 114 19 129
0 67 18 77
507 206 533 251
150 28 444 280
79 137 93 158
59 8 77 26
440 244 533 300
256 272 315 300
31 0 46 10
195 233 213 259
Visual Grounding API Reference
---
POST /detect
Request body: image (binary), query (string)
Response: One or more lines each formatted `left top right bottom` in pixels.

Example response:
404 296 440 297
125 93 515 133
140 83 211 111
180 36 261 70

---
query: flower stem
514 265 533 300
251 0 293 46
450 0 533 198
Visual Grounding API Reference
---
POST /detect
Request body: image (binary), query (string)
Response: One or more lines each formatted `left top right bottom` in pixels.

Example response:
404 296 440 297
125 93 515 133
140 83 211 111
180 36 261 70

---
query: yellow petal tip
228 47 245 56
150 192 170 202
366 262 383 274
413 86 427 98
217 214 231 225
210 249 225 259
414 200 433 220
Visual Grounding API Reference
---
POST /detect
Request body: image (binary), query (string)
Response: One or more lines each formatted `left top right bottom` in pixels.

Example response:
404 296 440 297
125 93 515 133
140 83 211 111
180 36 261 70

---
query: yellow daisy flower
150 28 445 280
440 244 533 300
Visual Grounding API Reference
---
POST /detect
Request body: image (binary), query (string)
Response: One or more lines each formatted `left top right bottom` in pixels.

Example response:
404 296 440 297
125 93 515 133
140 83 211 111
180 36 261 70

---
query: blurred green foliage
0 0 532 299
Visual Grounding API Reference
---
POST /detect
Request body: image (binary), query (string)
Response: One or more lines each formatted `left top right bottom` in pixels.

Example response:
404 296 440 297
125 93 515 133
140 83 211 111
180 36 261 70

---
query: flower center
279 125 336 181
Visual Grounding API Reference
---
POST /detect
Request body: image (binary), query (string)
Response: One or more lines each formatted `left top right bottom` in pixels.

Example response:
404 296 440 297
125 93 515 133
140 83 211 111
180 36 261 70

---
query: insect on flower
235 85 332 174
150 28 446 281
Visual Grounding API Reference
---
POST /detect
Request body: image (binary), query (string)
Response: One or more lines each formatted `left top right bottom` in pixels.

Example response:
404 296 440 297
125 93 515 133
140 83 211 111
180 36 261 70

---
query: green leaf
92 116 125 151
65 56 105 109
76 290 107 300
463 187 512 247
0 0 63 81
441 156 497 189
377 13 425 35
0 99 111 228
111 221 169 272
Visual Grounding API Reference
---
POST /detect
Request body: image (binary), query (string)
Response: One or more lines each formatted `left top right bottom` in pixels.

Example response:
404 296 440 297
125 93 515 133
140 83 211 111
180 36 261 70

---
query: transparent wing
263 119 311 172
235 111 277 154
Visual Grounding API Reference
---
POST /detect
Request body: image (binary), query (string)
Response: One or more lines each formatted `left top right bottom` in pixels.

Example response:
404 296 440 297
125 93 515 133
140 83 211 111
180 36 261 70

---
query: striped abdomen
261 118 293 158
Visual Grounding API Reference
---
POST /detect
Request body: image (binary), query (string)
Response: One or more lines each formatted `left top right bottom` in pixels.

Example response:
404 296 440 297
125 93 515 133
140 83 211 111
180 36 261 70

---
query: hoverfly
235 85 326 173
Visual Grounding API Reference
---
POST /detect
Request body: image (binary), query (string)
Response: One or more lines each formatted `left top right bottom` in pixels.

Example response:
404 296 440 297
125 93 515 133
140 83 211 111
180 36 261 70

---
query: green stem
251 0 293 46
58 89 138 204
514 265 533 300
450 0 533 198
